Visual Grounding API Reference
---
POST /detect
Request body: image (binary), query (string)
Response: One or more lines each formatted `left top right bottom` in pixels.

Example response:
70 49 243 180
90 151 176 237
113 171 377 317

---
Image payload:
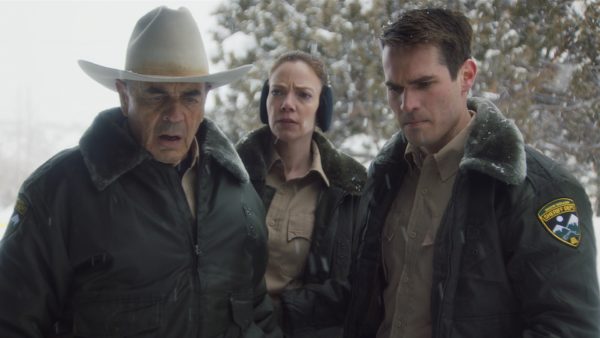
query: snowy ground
1 207 599 283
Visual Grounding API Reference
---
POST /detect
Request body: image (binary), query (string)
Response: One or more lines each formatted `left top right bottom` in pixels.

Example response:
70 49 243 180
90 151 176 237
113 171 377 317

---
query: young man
344 8 599 338
0 7 281 337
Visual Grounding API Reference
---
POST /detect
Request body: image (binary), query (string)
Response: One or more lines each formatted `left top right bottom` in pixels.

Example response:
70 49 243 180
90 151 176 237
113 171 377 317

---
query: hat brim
78 60 252 91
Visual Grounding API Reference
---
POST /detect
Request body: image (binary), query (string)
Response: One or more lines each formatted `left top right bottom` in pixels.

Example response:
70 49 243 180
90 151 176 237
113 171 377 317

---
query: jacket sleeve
279 193 362 336
250 278 283 337
279 278 350 335
506 179 600 338
0 191 72 337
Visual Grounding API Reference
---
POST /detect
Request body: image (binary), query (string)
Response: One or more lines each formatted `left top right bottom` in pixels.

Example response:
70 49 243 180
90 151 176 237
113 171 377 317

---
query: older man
0 7 280 337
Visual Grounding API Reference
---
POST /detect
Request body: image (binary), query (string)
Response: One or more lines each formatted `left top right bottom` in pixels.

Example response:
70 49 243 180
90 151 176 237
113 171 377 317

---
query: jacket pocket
72 295 162 337
227 296 253 337
451 312 521 337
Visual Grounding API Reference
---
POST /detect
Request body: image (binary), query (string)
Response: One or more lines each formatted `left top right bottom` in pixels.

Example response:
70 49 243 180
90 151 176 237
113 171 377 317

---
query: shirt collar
269 140 330 187
405 143 425 171
177 137 200 177
433 114 473 181
404 110 475 181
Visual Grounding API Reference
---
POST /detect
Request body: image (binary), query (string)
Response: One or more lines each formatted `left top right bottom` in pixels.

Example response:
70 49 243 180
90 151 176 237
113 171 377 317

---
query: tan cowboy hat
78 6 251 91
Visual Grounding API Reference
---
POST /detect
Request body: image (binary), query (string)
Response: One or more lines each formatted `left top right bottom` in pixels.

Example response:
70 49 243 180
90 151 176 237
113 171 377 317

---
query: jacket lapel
80 108 249 191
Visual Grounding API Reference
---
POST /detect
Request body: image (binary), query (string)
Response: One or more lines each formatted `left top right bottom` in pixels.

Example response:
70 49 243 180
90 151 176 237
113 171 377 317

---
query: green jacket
236 126 366 337
344 98 600 338
0 108 281 338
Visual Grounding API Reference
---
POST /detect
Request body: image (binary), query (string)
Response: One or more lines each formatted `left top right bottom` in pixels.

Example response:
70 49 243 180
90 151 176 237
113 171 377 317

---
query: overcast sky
0 1 225 224
0 1 224 148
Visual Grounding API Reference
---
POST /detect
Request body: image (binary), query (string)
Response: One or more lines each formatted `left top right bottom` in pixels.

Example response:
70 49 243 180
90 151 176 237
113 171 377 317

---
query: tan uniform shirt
264 142 329 301
181 138 200 218
377 116 474 338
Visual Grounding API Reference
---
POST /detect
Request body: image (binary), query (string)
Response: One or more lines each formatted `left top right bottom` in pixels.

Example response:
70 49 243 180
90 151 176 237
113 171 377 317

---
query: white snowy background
0 1 598 282
0 0 224 225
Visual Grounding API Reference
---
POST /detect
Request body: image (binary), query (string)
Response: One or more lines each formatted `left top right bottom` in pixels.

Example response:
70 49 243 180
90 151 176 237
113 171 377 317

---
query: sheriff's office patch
5 197 28 234
537 198 580 248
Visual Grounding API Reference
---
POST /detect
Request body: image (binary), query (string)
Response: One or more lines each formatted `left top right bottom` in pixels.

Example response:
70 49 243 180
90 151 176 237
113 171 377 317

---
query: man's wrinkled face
116 81 208 165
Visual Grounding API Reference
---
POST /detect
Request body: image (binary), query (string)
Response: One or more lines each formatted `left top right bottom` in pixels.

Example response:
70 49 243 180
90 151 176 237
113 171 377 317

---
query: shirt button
408 231 417 239
422 188 429 195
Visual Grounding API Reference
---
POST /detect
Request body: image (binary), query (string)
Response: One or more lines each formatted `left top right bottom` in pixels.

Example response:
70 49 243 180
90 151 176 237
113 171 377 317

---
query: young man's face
382 44 476 154
116 81 208 165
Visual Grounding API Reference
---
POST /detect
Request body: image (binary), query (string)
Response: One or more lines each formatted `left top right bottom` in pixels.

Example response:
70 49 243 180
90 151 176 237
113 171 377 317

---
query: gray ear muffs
259 80 333 132
259 80 270 124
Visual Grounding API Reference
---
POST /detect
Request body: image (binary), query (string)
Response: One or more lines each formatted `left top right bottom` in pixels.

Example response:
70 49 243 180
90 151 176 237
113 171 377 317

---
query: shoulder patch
15 197 28 216
5 197 28 235
537 198 580 248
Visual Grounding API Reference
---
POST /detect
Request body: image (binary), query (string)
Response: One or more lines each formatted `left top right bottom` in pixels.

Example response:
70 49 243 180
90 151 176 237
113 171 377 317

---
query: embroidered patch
6 197 28 230
537 198 580 248
15 198 27 216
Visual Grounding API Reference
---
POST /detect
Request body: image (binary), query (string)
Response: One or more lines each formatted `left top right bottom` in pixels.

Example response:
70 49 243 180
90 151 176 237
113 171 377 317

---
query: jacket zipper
159 164 202 335
324 192 350 277
435 229 453 338
434 175 463 338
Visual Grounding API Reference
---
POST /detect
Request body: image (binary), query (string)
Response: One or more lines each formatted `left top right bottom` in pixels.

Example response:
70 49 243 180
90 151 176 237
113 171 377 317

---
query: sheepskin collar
79 108 248 190
374 97 526 185
236 126 365 195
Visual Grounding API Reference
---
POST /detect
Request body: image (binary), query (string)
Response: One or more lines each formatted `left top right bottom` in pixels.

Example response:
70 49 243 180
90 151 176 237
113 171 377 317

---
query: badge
537 198 580 248
5 197 28 235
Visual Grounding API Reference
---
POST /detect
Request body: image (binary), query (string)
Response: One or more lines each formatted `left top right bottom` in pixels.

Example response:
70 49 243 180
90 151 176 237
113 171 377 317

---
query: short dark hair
380 8 472 80
269 50 329 85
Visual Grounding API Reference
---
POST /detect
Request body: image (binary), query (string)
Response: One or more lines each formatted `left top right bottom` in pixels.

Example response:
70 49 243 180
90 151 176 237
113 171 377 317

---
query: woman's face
267 61 321 145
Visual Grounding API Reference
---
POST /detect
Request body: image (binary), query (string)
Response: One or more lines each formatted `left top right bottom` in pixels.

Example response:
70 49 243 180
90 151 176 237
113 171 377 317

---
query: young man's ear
459 59 478 95
115 80 130 116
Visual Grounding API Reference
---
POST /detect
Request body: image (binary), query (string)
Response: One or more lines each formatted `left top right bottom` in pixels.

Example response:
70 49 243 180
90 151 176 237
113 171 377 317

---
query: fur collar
79 108 248 190
373 97 526 185
236 126 366 195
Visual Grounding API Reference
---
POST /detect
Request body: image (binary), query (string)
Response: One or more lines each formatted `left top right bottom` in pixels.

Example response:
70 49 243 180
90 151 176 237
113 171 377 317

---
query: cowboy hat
78 6 251 91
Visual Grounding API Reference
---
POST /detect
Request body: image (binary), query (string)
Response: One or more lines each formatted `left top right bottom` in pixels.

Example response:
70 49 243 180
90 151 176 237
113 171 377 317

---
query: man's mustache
156 122 186 136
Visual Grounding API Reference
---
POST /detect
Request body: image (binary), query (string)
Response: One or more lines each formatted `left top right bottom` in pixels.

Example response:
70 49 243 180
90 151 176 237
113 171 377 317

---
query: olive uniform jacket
0 108 281 338
344 98 600 338
237 126 366 337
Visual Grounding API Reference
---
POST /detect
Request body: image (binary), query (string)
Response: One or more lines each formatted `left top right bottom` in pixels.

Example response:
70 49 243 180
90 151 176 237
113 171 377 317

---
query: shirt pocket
382 219 397 243
279 213 314 279
421 214 441 247
72 293 163 337
287 212 315 242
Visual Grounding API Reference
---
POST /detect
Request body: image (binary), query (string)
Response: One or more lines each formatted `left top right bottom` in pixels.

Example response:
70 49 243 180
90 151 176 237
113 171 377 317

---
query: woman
236 51 366 337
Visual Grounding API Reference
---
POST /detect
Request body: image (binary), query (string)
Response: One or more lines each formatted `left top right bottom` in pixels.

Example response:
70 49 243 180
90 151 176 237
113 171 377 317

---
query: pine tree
209 0 400 162
466 0 600 211
209 0 600 211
